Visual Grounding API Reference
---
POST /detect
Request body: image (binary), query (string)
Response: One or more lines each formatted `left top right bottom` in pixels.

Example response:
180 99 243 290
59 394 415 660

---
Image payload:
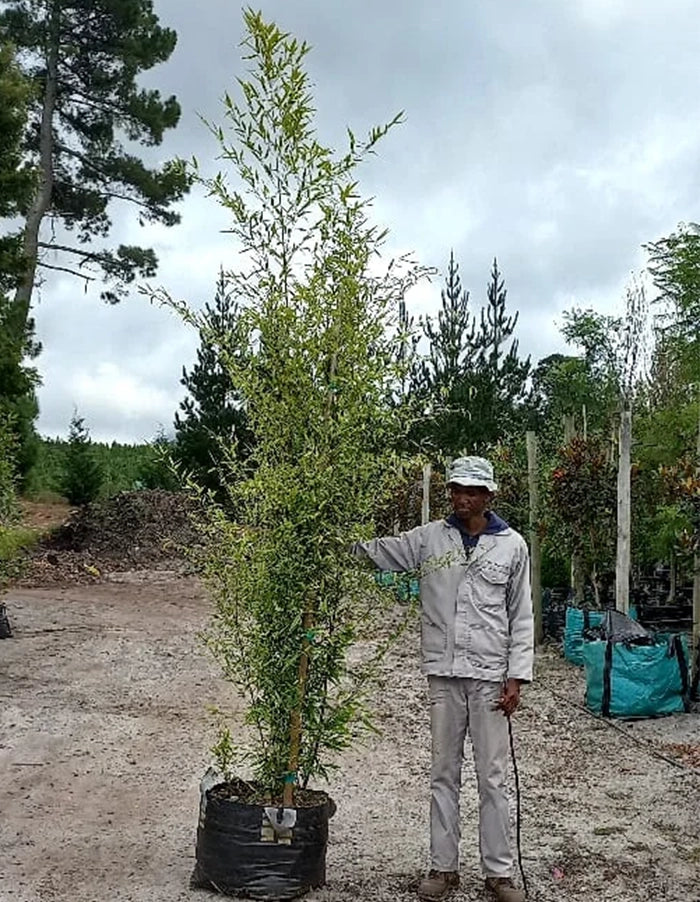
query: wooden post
526 431 543 645
693 400 700 678
284 607 313 807
421 463 432 526
563 414 575 443
615 406 632 614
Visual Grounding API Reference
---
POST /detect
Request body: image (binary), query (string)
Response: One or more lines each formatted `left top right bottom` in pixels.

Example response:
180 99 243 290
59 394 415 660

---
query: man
354 456 533 902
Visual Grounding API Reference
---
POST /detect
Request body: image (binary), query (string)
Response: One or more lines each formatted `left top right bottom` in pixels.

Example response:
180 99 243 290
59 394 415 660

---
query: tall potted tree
151 11 425 898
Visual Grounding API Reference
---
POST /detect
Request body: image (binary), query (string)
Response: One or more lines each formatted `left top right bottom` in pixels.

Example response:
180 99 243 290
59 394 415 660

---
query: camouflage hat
447 456 497 492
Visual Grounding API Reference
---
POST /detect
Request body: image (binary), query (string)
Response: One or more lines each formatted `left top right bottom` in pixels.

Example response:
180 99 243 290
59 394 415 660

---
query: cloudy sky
32 0 700 442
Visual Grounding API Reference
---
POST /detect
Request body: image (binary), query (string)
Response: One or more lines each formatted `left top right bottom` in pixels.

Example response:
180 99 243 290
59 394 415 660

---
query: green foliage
135 429 180 491
409 251 477 454
26 433 177 498
525 352 614 444
173 270 252 501
0 414 19 526
659 455 700 555
0 524 38 560
545 436 617 604
561 281 649 406
155 11 425 793
409 254 530 456
646 224 700 379
475 259 531 437
0 414 24 590
0 523 35 591
1 0 190 303
486 439 529 536
61 413 103 506
0 302 40 484
210 720 238 783
0 41 40 485
0 40 34 286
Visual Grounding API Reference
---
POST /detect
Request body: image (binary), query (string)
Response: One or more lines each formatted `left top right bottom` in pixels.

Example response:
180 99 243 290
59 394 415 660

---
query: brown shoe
484 876 525 902
418 869 460 900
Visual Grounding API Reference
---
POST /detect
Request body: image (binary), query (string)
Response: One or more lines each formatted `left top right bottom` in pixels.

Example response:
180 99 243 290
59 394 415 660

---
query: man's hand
497 679 521 717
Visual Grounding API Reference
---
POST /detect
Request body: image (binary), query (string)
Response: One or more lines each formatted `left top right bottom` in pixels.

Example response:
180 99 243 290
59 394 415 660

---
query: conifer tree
471 258 531 442
411 251 479 453
173 271 252 499
0 0 190 343
61 413 103 505
0 40 40 482
411 255 530 455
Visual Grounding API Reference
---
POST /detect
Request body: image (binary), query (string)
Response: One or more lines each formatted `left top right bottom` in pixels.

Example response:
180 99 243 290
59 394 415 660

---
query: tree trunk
526 431 543 645
11 1 60 336
615 406 632 614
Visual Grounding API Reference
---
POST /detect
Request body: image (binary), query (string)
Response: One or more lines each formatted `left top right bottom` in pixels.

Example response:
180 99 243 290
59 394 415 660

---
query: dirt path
1 576 699 902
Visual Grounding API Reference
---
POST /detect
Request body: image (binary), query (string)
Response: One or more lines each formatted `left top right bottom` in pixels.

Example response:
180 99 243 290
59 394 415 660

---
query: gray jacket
355 518 534 683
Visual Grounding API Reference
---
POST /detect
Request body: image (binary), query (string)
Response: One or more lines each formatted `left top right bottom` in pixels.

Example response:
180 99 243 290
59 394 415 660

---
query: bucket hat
447 456 497 493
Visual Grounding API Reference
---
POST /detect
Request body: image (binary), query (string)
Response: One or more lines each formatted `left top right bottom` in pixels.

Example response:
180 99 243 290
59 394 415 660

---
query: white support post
526 431 543 645
421 463 431 526
615 406 632 614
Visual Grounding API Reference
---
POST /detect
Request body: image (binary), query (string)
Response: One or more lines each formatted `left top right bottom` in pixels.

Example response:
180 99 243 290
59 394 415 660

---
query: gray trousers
428 676 512 877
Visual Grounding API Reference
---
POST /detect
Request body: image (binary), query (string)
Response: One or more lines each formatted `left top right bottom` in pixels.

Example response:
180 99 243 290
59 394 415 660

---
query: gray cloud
33 0 700 440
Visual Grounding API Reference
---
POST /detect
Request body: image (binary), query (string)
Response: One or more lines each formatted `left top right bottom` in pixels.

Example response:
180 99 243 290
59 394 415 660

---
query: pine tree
0 0 191 345
61 413 103 505
0 40 40 483
411 255 530 456
410 251 480 454
173 271 252 499
470 258 531 443
0 41 33 290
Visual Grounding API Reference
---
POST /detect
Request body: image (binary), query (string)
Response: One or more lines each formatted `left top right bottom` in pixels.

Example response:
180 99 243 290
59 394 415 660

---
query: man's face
449 484 493 519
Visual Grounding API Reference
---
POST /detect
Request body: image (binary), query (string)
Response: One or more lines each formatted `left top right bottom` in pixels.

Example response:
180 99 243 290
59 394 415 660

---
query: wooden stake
284 607 313 808
283 352 338 807
526 431 543 645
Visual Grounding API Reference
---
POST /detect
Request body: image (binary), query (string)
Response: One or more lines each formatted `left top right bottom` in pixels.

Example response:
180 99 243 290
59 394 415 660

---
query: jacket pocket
473 562 509 608
466 622 508 672
421 615 447 661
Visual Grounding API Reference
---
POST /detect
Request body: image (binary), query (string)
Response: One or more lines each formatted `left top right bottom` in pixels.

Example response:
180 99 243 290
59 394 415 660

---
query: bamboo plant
153 10 426 802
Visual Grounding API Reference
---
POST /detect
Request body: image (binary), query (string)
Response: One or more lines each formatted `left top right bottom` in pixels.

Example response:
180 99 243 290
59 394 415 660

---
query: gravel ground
1 574 699 902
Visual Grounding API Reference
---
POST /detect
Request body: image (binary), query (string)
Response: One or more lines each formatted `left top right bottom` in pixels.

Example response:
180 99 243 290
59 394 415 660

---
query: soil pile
18 490 204 586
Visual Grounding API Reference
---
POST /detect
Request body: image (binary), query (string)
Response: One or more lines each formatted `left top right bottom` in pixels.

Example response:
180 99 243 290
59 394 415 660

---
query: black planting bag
191 779 334 900
0 603 12 639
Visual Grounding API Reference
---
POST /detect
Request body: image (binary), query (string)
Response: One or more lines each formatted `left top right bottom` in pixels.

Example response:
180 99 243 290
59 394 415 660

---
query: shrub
61 413 103 506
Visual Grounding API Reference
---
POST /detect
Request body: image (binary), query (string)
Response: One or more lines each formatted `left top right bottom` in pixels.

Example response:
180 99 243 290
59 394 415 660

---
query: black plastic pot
191 774 335 900
0 603 12 639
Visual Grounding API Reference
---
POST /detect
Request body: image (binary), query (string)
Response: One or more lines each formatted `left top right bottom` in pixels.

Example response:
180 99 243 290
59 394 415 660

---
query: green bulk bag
583 633 690 718
564 606 605 666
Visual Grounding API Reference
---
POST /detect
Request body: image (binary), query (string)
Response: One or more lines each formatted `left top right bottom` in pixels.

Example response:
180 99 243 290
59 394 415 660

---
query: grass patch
24 490 68 505
0 525 42 561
